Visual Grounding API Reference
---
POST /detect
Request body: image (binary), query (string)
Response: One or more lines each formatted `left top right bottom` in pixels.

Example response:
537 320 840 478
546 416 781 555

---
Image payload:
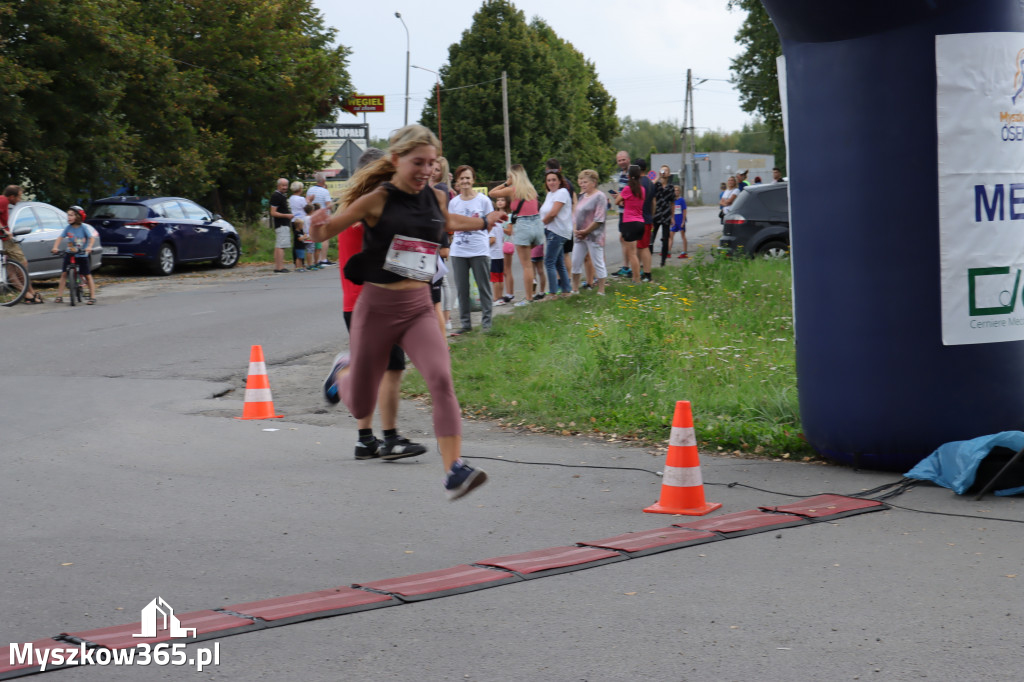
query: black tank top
343 182 446 285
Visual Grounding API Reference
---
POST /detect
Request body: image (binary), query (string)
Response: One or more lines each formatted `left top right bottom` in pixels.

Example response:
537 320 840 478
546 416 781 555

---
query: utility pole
681 69 690 200
502 71 511 172
395 13 410 127
688 72 698 202
681 69 703 204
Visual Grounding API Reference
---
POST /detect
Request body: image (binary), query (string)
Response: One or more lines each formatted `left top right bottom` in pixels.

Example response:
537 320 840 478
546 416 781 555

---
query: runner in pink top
614 164 645 284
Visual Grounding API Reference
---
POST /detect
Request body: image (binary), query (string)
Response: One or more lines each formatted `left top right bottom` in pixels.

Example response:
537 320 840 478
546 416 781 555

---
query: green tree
0 0 352 215
161 0 352 215
613 117 774 160
419 0 618 182
696 119 774 154
0 0 141 203
727 0 785 170
612 117 684 161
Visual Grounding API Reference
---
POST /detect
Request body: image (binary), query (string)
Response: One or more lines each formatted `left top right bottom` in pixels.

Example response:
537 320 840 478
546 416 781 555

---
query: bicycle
0 228 31 307
57 245 85 306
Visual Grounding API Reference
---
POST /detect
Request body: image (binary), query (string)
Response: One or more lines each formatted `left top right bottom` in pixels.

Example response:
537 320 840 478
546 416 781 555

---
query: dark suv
88 196 240 275
718 182 789 258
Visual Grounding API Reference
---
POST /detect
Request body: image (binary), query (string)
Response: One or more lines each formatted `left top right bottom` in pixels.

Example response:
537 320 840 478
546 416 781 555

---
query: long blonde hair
340 125 441 208
434 156 451 186
507 164 538 202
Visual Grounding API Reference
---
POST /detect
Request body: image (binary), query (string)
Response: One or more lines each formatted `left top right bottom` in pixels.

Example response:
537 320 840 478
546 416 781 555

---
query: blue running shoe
444 459 488 501
322 352 349 404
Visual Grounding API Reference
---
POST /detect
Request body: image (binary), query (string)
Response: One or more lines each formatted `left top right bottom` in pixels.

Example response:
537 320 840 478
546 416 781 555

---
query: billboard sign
342 95 385 115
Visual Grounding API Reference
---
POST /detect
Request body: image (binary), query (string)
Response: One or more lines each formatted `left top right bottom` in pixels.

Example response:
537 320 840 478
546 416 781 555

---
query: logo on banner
966 266 1024 329
1000 47 1024 140
1013 48 1024 105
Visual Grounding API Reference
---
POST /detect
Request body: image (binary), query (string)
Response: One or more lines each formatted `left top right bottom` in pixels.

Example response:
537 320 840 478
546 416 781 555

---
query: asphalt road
2 212 1024 681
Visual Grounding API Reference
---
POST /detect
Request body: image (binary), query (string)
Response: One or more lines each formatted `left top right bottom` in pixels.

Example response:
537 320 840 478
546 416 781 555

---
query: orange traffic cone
235 345 283 420
644 400 721 516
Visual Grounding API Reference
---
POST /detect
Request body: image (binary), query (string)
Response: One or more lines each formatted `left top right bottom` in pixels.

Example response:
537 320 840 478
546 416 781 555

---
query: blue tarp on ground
906 431 1024 497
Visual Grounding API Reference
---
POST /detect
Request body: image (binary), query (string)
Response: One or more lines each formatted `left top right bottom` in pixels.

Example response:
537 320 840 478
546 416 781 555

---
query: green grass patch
236 221 337 265
404 248 813 460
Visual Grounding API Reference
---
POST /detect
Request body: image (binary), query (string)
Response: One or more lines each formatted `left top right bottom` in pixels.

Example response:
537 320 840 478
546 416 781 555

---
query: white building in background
650 151 775 205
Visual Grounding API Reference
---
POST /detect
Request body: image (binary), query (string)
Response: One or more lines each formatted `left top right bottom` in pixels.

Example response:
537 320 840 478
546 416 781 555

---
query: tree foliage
727 0 784 169
0 0 352 215
614 117 775 160
419 0 619 182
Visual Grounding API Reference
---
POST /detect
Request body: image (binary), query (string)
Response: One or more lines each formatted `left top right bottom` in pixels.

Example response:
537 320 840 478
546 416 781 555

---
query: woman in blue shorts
489 164 542 307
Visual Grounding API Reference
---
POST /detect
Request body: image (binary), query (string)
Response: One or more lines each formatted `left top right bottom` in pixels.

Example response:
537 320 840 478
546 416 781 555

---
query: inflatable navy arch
761 0 1024 471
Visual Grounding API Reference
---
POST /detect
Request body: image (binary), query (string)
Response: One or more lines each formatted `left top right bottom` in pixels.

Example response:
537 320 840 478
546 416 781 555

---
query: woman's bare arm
309 188 387 242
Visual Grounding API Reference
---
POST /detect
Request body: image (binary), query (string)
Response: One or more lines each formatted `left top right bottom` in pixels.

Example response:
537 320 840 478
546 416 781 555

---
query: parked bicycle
0 227 31 307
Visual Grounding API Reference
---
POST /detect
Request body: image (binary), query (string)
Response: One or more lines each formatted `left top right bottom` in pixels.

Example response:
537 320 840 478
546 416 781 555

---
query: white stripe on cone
248 361 268 375
669 426 697 447
245 388 274 402
663 464 703 488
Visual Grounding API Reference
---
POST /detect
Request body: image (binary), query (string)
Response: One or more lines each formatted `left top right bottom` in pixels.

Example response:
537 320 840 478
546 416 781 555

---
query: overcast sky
315 1 753 142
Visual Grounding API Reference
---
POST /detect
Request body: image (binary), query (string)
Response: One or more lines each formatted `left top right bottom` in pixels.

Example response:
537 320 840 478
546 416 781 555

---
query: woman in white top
719 175 740 224
288 181 308 229
447 165 495 333
540 169 573 297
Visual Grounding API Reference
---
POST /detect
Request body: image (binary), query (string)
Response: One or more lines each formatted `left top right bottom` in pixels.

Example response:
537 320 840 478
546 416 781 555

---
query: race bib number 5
383 235 440 282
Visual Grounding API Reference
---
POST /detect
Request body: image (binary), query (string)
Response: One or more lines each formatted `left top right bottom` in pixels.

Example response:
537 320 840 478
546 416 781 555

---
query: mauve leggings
341 283 461 437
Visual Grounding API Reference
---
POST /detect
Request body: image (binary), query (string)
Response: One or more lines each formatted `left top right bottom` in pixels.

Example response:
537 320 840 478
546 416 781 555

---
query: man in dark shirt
269 178 293 273
651 165 677 267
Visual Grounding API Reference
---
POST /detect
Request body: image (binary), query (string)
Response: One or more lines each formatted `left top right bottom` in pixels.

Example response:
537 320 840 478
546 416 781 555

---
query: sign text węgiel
342 95 385 115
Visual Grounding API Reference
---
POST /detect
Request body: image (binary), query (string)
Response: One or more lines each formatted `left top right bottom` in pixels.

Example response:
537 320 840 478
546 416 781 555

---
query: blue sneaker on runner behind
444 459 488 501
322 352 349 404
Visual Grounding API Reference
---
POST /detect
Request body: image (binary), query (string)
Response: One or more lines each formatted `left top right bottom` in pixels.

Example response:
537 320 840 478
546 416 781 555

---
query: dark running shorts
619 221 644 243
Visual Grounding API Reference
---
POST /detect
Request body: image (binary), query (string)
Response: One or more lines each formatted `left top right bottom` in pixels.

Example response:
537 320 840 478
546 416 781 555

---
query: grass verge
236 222 338 265
405 249 814 460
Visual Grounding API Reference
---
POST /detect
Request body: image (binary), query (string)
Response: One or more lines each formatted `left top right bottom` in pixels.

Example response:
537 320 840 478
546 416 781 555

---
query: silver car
6 201 103 279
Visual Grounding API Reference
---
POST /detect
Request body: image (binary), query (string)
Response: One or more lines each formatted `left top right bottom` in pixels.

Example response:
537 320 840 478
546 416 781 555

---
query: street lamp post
395 12 410 126
412 65 441 151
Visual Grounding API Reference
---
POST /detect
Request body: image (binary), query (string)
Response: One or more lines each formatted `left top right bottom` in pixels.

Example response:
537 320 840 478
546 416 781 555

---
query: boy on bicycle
51 206 97 304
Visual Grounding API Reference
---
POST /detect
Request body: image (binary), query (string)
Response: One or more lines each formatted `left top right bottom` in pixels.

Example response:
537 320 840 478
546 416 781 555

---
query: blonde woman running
310 125 505 500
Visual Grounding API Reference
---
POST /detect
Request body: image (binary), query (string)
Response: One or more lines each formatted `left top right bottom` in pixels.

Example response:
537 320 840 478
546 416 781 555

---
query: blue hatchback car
88 196 240 275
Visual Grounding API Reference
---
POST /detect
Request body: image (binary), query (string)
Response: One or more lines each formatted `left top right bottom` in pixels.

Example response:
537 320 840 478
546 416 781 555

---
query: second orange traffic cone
236 345 283 420
644 400 721 516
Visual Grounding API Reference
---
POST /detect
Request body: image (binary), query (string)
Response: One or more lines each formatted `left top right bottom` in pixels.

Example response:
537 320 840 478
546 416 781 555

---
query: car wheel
150 243 176 276
217 238 239 268
756 240 790 259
